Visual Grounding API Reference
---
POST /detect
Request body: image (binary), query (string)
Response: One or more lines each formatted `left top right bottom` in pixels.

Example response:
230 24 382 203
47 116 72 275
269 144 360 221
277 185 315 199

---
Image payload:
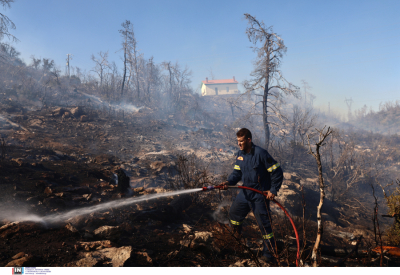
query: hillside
352 101 400 134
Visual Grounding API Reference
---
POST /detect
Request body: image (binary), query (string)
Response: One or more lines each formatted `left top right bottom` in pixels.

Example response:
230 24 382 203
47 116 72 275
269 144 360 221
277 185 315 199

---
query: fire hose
202 185 300 267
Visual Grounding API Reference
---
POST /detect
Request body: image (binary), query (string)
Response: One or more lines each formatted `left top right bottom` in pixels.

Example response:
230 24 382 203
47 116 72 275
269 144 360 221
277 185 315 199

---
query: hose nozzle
202 185 224 191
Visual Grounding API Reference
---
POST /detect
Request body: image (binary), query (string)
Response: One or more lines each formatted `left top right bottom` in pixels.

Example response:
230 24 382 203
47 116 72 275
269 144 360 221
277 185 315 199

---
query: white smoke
212 200 231 224
80 92 143 113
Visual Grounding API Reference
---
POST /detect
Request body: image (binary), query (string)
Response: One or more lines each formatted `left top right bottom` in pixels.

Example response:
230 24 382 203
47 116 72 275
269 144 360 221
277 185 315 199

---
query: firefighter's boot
261 235 277 265
231 224 242 240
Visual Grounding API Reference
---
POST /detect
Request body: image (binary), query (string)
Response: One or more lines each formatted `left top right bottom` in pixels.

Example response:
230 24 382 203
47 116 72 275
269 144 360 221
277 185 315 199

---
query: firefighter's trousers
228 190 275 257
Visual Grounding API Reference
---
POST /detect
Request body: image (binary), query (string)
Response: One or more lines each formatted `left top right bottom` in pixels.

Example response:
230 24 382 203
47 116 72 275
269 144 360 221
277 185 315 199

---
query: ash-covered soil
1 97 399 267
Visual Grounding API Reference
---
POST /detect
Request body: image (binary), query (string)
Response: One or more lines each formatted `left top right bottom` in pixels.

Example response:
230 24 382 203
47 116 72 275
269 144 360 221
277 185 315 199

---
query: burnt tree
306 126 333 267
0 1 17 48
91 51 109 87
116 168 130 194
243 13 298 150
119 20 137 97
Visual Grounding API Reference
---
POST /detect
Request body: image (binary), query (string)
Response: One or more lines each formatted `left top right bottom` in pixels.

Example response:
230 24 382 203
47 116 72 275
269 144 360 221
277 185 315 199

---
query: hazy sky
3 0 400 116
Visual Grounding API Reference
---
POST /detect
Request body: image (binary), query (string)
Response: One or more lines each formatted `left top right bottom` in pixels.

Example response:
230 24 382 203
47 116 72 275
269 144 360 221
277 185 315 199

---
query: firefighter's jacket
227 143 283 198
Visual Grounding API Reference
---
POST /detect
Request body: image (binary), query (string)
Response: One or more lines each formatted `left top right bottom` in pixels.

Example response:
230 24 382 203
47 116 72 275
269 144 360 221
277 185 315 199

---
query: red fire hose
202 185 300 267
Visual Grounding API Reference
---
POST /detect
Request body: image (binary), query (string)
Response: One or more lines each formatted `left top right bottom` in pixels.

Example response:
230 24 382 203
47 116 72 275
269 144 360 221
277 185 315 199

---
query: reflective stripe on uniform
234 165 241 170
267 163 280 172
230 219 243 225
263 232 274 239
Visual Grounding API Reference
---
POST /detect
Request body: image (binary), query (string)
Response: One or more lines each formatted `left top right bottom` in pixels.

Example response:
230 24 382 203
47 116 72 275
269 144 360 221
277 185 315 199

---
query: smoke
212 199 231 224
199 141 211 149
1 188 203 226
80 92 143 114
81 92 104 104
114 103 143 113
0 114 28 131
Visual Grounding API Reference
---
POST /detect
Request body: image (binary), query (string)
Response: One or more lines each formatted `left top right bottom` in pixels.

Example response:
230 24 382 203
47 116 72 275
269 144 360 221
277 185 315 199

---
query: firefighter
220 128 283 263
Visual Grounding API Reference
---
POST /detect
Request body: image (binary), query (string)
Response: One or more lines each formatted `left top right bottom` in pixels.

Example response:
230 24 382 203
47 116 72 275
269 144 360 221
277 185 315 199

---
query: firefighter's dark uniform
227 142 283 259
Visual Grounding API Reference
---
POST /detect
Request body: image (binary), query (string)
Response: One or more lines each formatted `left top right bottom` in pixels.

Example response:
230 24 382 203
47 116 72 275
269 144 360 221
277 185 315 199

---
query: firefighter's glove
219 182 229 190
263 190 276 200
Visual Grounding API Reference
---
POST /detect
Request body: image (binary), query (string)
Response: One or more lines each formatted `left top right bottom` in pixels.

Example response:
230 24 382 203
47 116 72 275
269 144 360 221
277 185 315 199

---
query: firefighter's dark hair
236 128 252 140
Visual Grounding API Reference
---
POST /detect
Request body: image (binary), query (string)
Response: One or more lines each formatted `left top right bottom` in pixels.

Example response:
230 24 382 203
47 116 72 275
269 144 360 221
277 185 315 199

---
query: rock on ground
93 225 121 239
71 246 132 267
76 240 113 251
135 251 153 266
5 255 39 267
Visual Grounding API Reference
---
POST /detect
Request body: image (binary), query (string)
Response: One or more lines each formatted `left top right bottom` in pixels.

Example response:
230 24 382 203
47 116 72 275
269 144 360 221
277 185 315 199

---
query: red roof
202 78 238 84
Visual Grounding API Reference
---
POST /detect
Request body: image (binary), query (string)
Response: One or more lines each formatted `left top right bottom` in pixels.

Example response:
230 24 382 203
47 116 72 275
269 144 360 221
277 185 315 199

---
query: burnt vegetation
1 5 400 267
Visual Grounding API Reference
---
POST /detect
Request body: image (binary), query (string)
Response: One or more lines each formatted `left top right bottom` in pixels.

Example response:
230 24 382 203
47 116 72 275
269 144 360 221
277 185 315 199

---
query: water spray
202 185 300 267
3 188 203 225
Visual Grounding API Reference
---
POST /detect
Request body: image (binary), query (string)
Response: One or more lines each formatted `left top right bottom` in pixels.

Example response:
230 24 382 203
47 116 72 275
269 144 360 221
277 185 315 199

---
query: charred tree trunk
313 144 325 266
168 63 173 98
371 183 384 266
135 60 140 101
262 92 270 150
243 13 299 151
263 51 270 150
116 168 130 193
307 126 333 267
146 57 153 103
121 45 127 96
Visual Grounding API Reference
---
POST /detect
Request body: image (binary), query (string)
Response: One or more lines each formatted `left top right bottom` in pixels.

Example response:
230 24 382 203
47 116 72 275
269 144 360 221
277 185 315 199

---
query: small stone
5 255 39 267
44 187 52 195
133 187 144 193
52 107 66 116
82 194 92 201
11 252 25 260
80 115 89 122
73 256 99 267
149 161 166 172
167 250 179 258
65 223 78 233
62 111 71 119
180 239 191 248
73 246 132 267
93 225 120 239
136 251 153 266
77 240 113 251
181 224 192 233
70 106 83 117
168 238 175 245
193 231 213 243
6 257 29 267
